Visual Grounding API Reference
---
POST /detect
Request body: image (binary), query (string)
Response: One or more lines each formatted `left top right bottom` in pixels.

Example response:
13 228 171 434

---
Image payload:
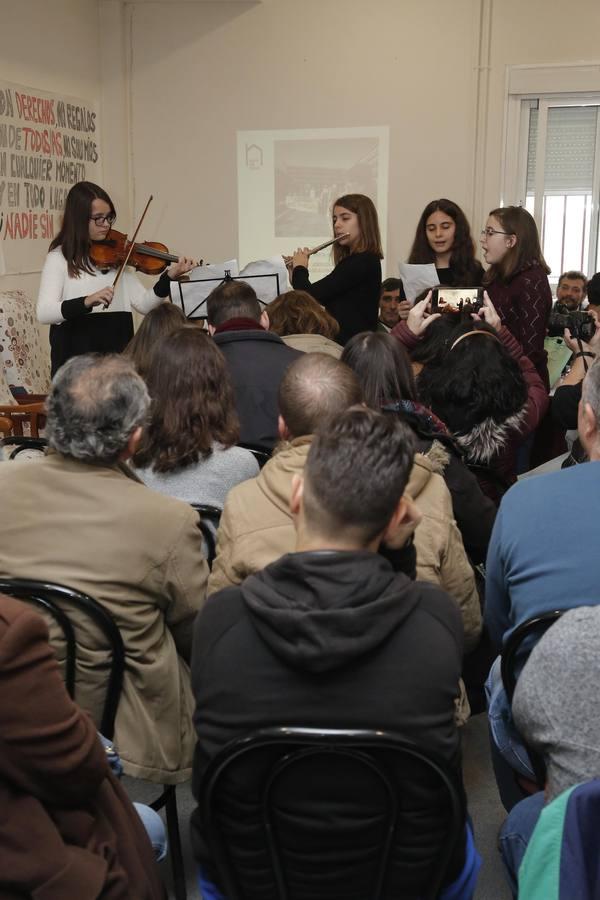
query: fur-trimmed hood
453 406 527 465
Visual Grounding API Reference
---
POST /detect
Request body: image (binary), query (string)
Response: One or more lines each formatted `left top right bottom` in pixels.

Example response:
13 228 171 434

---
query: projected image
274 138 379 237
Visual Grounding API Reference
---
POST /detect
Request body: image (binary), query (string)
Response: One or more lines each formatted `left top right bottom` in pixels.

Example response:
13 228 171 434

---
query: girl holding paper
408 198 484 287
37 181 195 376
290 193 383 345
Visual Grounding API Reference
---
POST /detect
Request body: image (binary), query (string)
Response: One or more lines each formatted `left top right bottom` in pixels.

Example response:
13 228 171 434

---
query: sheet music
240 256 289 303
170 259 239 317
398 263 439 302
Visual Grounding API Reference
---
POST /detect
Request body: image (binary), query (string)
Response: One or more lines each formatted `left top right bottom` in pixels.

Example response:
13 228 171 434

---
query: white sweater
37 248 165 325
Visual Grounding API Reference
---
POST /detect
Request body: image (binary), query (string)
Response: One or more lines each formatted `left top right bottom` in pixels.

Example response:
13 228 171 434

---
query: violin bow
112 194 154 290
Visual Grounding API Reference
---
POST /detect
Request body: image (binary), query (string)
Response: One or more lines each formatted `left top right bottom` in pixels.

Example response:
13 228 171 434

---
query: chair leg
165 785 187 900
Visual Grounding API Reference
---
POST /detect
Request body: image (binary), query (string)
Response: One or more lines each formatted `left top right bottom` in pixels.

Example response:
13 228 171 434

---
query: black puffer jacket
383 401 497 564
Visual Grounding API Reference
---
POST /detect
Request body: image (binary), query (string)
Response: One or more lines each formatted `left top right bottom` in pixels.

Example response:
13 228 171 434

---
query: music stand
172 270 282 321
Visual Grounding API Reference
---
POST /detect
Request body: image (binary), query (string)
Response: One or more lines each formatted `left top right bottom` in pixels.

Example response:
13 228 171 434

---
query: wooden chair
0 401 46 437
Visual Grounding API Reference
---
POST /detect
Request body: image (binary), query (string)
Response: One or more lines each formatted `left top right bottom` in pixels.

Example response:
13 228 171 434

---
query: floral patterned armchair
0 289 51 396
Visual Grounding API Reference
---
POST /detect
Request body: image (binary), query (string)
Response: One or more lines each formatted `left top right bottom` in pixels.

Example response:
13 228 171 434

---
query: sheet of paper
240 256 289 304
398 262 439 302
90 271 132 314
170 259 239 318
545 336 574 390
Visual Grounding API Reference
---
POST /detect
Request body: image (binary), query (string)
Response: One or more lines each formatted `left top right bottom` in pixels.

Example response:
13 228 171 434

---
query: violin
89 228 180 276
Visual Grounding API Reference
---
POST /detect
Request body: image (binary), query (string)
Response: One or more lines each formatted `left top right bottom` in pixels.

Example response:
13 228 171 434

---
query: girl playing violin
37 181 196 376
290 193 383 345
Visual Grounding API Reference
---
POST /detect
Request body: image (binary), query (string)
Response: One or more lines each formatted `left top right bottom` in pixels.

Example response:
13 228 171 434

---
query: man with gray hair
0 354 208 785
484 357 600 808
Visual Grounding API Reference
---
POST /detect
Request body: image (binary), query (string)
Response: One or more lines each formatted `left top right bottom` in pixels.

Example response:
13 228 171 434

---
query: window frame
502 64 600 280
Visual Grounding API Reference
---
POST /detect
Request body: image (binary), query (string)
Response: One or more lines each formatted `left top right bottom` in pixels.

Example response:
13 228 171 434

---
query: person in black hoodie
191 407 480 900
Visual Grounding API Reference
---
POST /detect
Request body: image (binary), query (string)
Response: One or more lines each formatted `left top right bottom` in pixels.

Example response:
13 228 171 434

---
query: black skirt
50 311 134 376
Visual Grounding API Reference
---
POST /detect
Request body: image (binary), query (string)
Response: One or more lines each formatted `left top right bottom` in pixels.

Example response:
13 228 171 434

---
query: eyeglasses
480 227 513 238
90 214 116 226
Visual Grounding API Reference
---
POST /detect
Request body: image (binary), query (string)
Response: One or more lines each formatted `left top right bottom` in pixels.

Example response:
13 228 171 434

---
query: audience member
0 592 166 899
550 317 600 458
267 289 342 357
191 407 480 900
394 294 548 502
408 198 484 287
132 326 258 508
342 330 496 564
481 205 552 388
0 354 208 784
206 280 301 449
554 270 587 310
124 300 187 380
208 353 363 594
500 607 600 895
484 358 600 809
377 277 410 331
586 271 600 319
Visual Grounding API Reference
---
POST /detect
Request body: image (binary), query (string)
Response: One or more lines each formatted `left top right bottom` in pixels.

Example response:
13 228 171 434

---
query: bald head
278 353 363 438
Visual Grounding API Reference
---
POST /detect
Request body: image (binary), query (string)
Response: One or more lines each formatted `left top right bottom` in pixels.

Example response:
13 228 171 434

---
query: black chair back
190 503 222 568
200 726 465 900
0 576 188 898
0 578 125 739
500 610 564 704
1 436 48 459
500 610 564 787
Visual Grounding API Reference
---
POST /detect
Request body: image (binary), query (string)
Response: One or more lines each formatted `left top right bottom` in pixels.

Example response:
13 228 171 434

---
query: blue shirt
484 461 600 651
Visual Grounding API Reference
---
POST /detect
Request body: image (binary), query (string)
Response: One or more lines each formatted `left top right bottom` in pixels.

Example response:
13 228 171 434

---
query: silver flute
283 233 349 264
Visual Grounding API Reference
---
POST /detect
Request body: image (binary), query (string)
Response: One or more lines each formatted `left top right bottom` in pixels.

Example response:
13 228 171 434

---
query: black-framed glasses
90 213 116 226
480 227 512 238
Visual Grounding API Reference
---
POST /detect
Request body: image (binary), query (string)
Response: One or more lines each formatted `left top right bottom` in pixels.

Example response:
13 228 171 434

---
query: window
505 89 600 283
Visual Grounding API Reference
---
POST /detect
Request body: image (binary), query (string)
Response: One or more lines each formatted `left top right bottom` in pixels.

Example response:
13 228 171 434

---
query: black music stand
172 270 281 321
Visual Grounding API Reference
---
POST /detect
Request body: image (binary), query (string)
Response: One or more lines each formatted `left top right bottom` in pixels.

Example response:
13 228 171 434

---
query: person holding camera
551 318 600 456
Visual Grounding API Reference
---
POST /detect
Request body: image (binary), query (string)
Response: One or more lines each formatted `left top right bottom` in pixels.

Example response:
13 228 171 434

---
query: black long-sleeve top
292 251 382 345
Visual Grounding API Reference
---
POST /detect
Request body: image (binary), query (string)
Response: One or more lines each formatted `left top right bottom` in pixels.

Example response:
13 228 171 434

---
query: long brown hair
124 303 187 380
332 194 383 264
268 291 339 339
484 206 550 283
408 198 481 284
133 326 239 473
50 181 115 277
341 332 417 408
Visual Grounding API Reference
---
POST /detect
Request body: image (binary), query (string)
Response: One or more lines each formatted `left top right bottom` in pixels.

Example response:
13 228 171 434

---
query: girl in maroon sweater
480 206 552 389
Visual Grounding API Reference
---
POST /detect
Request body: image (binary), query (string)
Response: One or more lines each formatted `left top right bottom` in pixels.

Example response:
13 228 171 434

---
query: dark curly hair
416 314 527 435
133 326 239 472
408 198 482 286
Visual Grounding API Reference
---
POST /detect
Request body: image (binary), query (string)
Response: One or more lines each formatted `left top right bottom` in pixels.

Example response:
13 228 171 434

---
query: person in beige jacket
209 352 362 591
0 355 208 785
209 356 481 653
268 290 343 358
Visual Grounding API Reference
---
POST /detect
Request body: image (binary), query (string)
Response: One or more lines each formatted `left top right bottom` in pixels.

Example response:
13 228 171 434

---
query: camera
548 304 596 342
431 287 484 314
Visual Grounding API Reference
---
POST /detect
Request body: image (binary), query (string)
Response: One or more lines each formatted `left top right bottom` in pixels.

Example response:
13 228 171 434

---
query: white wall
0 0 104 295
3 0 600 296
128 0 480 277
